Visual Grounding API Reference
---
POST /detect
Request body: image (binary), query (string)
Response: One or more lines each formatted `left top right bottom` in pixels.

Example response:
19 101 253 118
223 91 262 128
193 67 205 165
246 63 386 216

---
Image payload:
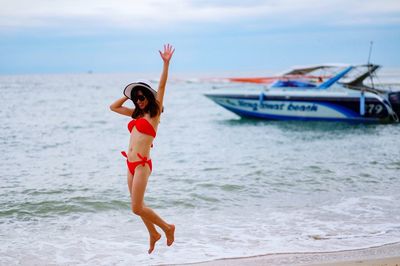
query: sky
0 0 399 75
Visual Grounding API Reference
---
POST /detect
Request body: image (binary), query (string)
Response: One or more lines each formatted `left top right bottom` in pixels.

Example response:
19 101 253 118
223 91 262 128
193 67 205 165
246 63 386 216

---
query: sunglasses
133 95 146 102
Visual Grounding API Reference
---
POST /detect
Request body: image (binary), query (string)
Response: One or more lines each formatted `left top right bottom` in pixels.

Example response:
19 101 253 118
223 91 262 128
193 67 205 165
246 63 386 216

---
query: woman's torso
127 115 159 161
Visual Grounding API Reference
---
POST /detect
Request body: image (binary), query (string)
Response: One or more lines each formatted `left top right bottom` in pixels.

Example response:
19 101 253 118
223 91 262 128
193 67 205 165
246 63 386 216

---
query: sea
1 70 400 265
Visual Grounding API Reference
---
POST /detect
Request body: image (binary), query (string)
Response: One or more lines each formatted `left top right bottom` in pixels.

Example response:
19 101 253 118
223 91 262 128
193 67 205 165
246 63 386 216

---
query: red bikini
121 118 156 176
127 118 156 137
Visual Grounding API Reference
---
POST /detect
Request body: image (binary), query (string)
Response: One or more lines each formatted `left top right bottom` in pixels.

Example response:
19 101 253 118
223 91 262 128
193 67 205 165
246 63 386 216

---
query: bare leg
131 166 175 246
141 205 161 253
127 169 162 253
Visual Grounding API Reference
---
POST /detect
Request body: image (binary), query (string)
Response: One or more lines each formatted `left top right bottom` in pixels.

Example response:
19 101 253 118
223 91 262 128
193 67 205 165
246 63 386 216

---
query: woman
110 44 175 254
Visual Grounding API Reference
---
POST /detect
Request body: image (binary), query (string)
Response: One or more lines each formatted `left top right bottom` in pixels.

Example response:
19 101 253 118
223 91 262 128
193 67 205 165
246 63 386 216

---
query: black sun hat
123 81 157 100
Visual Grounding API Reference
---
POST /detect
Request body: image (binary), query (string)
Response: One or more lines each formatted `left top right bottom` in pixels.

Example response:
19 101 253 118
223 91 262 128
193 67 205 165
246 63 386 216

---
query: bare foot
165 224 175 246
148 233 161 254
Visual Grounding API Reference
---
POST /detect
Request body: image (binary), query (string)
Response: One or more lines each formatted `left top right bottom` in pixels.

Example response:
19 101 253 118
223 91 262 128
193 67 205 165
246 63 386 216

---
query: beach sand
179 243 400 266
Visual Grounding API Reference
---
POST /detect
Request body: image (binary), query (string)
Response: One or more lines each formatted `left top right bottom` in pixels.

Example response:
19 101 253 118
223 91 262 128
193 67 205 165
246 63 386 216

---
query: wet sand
178 243 400 266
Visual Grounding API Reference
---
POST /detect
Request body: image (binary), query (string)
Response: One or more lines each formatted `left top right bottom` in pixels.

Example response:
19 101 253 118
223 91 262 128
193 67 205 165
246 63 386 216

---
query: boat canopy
282 64 349 76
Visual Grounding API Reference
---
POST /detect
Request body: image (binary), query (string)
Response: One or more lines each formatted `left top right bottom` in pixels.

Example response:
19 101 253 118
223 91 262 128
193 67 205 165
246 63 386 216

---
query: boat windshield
271 80 317 88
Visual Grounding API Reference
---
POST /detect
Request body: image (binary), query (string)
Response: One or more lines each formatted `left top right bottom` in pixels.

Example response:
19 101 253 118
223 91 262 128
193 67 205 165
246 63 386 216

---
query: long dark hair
131 87 160 119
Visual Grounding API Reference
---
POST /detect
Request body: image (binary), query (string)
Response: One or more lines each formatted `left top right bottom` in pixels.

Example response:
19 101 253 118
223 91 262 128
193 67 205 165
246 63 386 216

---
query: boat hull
205 91 397 123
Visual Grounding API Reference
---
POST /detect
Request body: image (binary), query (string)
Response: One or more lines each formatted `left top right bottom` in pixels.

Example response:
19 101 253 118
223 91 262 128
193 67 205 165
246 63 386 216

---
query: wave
0 196 130 219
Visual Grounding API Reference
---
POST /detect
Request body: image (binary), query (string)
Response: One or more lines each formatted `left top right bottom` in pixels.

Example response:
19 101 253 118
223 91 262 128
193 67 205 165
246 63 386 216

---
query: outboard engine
388 91 400 118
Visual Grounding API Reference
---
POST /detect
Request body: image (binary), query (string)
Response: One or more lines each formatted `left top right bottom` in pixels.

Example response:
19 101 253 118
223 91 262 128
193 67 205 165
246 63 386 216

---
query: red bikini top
128 118 156 138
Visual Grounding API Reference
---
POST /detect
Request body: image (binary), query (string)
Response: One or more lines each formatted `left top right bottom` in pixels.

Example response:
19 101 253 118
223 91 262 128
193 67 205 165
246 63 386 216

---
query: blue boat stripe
217 102 377 122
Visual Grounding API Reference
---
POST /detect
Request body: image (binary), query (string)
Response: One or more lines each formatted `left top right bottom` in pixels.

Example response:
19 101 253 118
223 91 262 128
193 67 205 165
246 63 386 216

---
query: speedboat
205 64 400 123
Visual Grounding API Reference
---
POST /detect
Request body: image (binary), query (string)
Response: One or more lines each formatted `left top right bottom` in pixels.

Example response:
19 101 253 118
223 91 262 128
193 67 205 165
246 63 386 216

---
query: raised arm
109 96 134 117
157 44 175 110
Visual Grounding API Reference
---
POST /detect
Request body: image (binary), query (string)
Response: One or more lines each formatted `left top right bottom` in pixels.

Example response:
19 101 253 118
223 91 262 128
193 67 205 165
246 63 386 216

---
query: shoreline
177 242 400 266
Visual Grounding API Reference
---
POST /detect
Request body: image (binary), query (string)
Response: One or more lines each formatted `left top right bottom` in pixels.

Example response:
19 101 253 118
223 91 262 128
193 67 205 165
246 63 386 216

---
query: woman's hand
159 44 175 63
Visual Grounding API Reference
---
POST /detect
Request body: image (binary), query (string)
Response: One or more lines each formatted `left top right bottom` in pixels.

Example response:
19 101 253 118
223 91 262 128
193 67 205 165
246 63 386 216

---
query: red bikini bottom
121 151 152 176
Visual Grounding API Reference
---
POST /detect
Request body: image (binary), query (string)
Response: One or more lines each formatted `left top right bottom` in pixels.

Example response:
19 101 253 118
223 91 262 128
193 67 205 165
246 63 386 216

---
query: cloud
0 0 269 29
0 0 399 32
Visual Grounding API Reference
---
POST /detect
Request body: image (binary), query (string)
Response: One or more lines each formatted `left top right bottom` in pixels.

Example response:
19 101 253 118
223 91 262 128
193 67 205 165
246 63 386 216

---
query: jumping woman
110 44 175 254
